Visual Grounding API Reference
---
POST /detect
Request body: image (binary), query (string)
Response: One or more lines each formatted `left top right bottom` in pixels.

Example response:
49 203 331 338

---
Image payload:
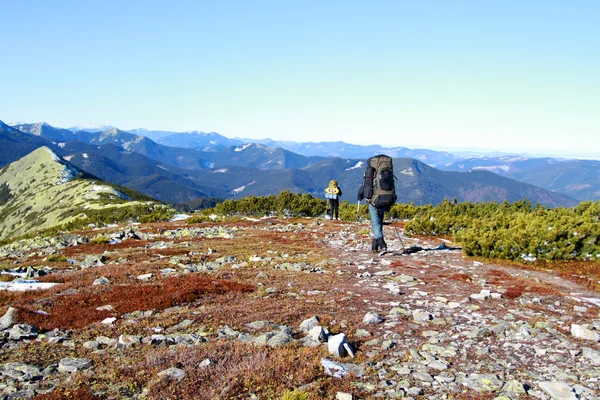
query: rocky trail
0 217 599 399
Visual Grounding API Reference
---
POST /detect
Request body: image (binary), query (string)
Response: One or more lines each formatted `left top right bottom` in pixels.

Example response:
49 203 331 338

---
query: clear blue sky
1 1 598 158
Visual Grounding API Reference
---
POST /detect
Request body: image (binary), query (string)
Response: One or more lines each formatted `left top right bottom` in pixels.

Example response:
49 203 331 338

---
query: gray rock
198 358 212 368
168 319 194 332
413 371 434 382
0 362 42 381
96 336 117 346
363 312 384 324
428 360 448 370
8 390 36 399
462 373 504 392
336 392 353 400
142 335 176 346
267 331 294 348
539 381 576 400
0 307 17 330
157 367 186 382
299 316 320 333
137 273 154 280
217 326 240 338
245 320 272 331
93 277 110 285
8 324 38 340
582 347 600 364
58 358 93 373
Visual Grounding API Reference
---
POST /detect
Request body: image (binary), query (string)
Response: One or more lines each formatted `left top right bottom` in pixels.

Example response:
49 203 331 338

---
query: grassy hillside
0 146 163 241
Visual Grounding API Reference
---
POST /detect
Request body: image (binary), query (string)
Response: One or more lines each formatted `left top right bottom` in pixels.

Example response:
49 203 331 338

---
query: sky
1 1 599 158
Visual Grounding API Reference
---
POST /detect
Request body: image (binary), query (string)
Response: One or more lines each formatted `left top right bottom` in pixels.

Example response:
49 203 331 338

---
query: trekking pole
387 211 406 251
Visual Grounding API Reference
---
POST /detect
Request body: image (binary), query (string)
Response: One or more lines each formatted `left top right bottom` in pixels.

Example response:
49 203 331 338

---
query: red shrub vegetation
503 286 524 299
33 386 98 400
15 276 254 330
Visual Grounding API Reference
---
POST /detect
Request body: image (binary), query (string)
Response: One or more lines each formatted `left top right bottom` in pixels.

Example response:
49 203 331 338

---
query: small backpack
363 155 396 210
325 180 340 199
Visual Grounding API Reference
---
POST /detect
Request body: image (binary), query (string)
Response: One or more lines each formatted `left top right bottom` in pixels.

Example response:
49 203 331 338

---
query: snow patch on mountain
235 143 252 152
345 161 364 171
474 165 510 172
232 181 256 193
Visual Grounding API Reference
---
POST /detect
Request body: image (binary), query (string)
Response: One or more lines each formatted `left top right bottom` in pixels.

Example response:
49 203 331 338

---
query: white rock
158 367 186 382
539 381 577 400
571 324 600 341
100 317 117 325
137 273 154 280
363 312 384 324
307 325 329 342
413 310 432 322
328 333 354 358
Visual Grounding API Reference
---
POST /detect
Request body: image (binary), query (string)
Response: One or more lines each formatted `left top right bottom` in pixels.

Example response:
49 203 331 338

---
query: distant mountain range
1 120 596 206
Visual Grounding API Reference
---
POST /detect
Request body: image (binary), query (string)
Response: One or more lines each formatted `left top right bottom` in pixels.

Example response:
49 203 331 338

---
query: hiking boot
371 239 379 252
377 237 387 252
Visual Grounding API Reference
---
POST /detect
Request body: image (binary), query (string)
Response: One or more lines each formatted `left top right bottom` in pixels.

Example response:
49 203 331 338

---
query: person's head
329 180 338 188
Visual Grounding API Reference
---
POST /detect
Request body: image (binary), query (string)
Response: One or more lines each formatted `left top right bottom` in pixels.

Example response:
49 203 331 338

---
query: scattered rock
571 324 600 341
328 333 355 358
363 312 384 324
58 358 93 373
93 277 111 285
299 315 320 333
539 381 577 400
0 306 17 330
412 310 432 322
462 373 504 392
8 324 38 340
158 367 186 382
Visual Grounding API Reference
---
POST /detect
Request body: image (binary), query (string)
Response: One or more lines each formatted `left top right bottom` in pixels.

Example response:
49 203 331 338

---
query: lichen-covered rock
461 374 504 392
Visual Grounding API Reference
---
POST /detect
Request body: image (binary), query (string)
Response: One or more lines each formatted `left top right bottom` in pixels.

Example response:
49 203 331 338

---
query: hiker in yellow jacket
324 180 342 220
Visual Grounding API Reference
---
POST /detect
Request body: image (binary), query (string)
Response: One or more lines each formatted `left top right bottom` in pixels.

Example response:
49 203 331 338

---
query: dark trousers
328 199 339 219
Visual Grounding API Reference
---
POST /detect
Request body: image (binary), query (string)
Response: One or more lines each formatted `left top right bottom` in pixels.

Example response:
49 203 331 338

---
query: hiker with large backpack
324 180 342 220
357 155 397 252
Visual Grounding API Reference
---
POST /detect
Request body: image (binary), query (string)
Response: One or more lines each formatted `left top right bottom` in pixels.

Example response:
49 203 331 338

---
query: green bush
47 254 67 262
403 199 600 261
91 235 111 244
